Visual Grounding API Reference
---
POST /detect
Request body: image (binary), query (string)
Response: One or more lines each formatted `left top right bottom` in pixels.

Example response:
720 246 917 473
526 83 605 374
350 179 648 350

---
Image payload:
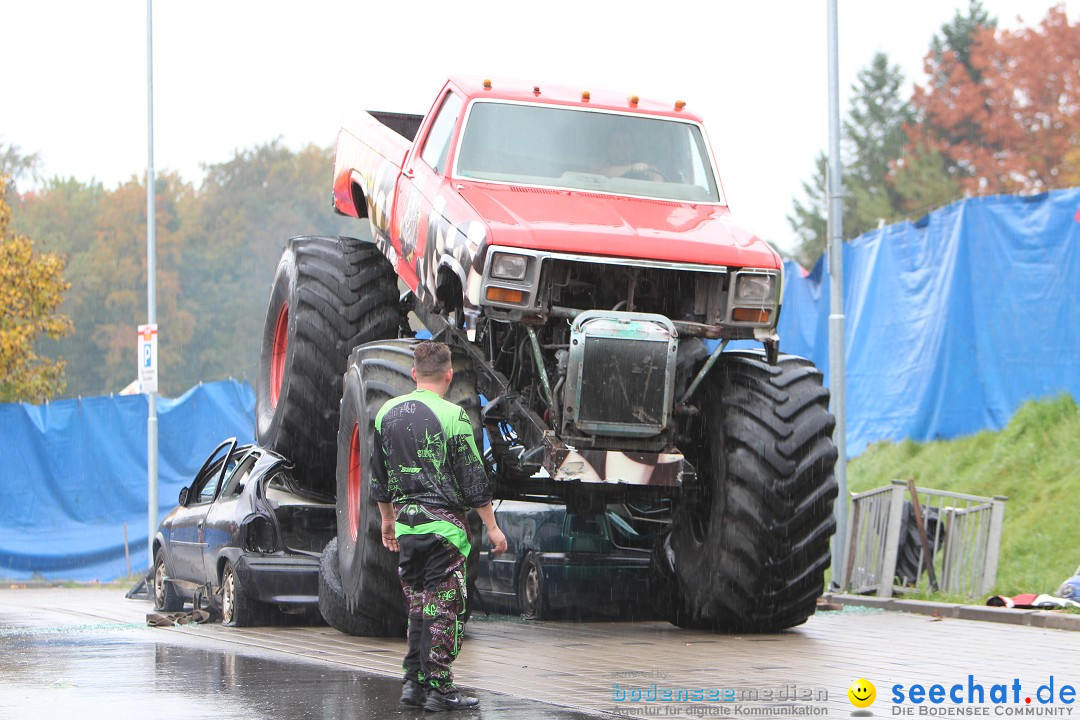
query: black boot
423 690 480 712
400 679 427 707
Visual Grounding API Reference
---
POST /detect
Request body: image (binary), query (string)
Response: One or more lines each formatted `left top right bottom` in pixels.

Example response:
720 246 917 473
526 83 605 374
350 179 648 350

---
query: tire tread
665 350 838 632
256 237 401 496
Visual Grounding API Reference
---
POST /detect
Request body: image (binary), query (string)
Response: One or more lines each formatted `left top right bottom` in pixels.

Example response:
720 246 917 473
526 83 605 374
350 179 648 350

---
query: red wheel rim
348 422 362 541
269 303 289 408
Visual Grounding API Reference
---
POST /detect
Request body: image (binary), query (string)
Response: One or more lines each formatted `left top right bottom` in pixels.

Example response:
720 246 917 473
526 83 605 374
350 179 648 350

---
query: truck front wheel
659 351 838 632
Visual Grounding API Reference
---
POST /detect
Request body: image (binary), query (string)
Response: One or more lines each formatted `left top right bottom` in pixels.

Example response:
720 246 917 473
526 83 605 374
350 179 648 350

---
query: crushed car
151 438 336 626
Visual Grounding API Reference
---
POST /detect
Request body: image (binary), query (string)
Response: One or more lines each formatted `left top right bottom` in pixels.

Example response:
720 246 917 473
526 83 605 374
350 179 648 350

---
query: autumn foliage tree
177 141 352 391
911 4 1080 194
10 142 348 398
0 175 72 402
791 3 1080 265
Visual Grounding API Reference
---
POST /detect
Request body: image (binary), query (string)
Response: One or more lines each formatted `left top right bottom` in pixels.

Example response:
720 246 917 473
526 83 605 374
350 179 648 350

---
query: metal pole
981 496 1008 596
877 481 906 598
146 0 159 571
826 0 849 590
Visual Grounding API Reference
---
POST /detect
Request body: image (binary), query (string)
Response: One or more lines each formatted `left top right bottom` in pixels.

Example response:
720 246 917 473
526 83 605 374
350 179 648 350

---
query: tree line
789 2 1080 266
4 141 353 400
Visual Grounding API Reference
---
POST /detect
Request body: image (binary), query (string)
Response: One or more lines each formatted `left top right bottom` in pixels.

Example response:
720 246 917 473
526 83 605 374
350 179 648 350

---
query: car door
200 449 261 583
169 439 237 583
475 501 504 596
486 506 526 596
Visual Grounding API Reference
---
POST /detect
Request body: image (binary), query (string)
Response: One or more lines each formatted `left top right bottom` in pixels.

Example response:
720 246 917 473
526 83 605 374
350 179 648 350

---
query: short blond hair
413 341 451 380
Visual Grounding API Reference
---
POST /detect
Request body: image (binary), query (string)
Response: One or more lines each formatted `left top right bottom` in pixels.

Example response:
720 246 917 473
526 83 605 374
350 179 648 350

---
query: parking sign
138 324 158 394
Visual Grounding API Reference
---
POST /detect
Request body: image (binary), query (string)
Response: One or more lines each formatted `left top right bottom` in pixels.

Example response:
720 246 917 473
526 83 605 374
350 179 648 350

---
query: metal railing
842 480 1007 598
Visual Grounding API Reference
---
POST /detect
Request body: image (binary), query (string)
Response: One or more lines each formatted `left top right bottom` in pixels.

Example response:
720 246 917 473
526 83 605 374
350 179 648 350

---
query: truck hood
456 183 780 269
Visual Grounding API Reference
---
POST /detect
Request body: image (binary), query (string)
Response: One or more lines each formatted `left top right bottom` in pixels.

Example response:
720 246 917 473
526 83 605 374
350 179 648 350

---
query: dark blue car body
475 500 654 618
152 440 336 621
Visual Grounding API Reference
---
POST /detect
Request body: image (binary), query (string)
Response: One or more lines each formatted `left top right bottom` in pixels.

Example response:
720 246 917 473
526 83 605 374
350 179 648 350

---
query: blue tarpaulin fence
775 187 1080 456
2 190 1078 580
0 380 255 581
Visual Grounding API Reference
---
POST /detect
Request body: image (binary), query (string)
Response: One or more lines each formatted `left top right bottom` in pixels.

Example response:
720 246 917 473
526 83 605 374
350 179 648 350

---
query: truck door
391 90 463 298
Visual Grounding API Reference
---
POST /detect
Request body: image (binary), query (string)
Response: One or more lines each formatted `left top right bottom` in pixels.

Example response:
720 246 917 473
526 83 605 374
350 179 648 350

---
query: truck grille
541 255 728 328
565 312 678 438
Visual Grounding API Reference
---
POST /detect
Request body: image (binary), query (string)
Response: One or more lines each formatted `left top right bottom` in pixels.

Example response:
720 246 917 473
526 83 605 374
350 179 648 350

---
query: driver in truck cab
372 340 508 713
591 128 666 181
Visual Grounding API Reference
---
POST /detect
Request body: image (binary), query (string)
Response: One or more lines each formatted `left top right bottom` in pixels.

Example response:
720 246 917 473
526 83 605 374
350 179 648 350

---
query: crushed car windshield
455 101 723 204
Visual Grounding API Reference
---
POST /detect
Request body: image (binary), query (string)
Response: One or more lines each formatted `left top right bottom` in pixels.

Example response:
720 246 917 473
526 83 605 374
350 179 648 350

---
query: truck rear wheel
255 236 401 496
659 351 838 632
325 339 480 636
318 537 387 636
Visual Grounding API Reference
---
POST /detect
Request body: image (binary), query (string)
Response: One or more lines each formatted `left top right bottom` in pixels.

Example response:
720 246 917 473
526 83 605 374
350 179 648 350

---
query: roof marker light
675 100 686 111
581 90 590 102
628 95 639 107
483 79 492 90
533 85 541 96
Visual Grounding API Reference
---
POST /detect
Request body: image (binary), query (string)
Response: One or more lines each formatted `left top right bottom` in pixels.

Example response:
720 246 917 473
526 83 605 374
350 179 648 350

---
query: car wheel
517 554 547 620
221 560 257 627
153 549 184 612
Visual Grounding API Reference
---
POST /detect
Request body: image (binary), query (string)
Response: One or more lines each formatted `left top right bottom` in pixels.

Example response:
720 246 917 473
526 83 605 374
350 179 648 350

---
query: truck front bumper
548 448 691 487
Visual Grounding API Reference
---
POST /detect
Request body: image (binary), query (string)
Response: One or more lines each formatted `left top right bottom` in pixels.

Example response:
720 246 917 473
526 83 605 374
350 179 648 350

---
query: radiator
563 311 678 438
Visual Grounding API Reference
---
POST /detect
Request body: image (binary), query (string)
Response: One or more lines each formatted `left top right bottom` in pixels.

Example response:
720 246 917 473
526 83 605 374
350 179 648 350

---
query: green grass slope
847 394 1080 597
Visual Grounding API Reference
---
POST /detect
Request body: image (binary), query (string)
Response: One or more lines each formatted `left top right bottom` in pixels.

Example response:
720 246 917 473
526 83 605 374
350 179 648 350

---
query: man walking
371 340 508 712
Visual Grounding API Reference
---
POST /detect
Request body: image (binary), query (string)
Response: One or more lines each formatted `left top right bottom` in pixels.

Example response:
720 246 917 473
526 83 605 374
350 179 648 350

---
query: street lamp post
146 0 159 572
826 0 848 590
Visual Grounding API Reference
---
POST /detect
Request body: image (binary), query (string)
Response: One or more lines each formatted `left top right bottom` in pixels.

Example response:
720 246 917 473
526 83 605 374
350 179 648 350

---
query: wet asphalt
0 601 605 720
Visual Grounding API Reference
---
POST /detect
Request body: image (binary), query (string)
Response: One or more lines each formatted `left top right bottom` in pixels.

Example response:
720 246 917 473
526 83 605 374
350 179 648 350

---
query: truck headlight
734 273 775 304
490 253 528 280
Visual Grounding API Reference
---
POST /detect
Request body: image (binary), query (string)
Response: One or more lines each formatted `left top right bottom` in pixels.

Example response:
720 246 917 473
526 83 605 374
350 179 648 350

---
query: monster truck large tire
318 537 388 636
325 339 481 636
255 236 401 497
657 350 838 633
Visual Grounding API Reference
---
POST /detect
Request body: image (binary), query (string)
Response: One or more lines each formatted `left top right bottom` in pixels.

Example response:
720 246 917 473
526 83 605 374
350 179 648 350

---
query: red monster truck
255 77 838 635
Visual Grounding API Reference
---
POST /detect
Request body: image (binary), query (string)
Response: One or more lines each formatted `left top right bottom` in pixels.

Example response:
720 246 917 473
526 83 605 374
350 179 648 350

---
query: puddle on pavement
0 618 601 720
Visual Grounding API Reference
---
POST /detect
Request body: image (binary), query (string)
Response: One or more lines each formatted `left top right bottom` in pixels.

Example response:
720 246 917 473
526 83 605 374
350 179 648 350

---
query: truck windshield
455 101 723 204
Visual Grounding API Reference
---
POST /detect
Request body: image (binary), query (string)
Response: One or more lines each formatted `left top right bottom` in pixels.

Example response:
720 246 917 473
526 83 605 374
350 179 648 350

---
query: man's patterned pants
396 508 469 694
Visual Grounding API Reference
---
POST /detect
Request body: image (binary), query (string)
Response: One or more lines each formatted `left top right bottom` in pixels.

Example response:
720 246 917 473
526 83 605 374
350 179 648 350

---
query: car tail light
243 515 278 554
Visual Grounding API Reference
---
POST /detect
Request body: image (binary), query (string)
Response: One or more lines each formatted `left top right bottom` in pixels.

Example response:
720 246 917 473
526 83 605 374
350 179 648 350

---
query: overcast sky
3 0 1062 253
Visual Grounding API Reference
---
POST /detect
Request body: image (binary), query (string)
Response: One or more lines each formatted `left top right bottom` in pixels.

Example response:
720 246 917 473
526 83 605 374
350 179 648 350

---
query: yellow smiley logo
848 678 876 708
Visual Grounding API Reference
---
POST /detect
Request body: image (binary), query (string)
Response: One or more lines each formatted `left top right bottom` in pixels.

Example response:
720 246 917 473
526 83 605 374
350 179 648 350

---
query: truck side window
419 92 463 174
